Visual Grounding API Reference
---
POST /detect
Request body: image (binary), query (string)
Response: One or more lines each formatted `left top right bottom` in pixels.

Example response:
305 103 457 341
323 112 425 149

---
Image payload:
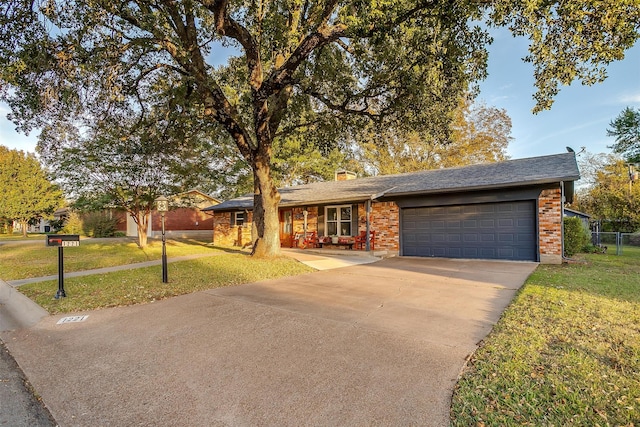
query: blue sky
1 27 638 159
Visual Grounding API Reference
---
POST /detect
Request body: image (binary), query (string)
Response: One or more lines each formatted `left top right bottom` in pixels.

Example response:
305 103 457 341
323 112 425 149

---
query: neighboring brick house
116 190 220 239
204 153 580 264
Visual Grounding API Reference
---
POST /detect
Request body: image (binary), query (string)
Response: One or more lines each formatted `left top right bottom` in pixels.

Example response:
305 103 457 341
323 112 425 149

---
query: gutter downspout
561 181 567 262
365 200 371 251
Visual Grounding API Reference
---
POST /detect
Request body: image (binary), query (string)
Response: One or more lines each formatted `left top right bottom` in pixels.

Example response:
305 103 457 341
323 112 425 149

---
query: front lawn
0 238 220 281
451 248 640 425
19 253 314 314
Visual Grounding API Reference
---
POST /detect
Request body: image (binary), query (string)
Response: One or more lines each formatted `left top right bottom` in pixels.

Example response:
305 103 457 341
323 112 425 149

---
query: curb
0 279 48 332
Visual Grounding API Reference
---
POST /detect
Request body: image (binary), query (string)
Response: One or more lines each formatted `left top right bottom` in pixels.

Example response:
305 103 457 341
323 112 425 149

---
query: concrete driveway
1 257 536 426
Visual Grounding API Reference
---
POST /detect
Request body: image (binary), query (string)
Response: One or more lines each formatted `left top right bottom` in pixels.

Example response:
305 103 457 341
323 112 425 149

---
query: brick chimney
335 170 357 181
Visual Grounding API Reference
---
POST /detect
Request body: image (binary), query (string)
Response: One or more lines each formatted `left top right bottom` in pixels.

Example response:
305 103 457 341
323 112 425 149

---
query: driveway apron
1 257 536 426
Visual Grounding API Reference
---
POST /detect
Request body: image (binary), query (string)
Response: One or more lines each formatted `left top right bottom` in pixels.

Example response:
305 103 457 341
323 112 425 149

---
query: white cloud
617 91 640 105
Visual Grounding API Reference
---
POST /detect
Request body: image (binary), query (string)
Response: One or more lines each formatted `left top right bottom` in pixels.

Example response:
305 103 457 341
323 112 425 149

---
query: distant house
204 153 580 264
116 190 220 240
564 208 591 229
18 207 68 234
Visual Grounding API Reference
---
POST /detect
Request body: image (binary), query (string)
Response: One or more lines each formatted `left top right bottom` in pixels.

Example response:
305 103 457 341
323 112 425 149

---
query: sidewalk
7 253 224 287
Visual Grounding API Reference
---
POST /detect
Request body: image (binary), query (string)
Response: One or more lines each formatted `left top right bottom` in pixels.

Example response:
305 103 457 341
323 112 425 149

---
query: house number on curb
56 315 89 325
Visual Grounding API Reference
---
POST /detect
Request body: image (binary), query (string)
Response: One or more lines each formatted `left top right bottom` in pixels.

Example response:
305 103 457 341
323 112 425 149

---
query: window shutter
317 205 325 236
352 204 359 236
230 212 236 227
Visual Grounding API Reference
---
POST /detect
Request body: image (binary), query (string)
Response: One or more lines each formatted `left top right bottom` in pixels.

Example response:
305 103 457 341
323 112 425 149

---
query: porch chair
297 230 319 249
354 230 375 250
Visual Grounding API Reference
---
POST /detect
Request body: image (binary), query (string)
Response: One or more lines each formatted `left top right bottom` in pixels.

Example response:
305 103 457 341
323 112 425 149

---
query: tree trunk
251 152 281 258
132 211 149 248
20 220 28 237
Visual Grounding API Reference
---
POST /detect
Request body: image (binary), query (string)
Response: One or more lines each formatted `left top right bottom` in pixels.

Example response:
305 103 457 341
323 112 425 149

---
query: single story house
117 189 220 239
204 153 580 264
564 208 591 230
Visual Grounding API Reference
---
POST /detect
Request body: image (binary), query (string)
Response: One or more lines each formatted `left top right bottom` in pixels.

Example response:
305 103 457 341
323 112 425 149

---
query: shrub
61 211 85 235
82 212 119 237
48 218 65 232
564 217 590 257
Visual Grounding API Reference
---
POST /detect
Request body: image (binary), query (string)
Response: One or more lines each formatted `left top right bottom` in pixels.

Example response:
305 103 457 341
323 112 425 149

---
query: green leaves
607 107 640 163
574 154 640 232
0 146 64 235
490 0 640 112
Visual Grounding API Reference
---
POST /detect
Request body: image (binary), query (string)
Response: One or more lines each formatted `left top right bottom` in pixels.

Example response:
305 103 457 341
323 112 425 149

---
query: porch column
365 199 371 251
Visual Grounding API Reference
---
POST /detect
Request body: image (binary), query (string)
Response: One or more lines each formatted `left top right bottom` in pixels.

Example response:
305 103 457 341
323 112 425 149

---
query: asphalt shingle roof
204 152 580 211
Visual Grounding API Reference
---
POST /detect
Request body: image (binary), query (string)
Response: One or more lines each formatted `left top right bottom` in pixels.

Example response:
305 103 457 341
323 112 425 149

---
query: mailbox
46 234 80 247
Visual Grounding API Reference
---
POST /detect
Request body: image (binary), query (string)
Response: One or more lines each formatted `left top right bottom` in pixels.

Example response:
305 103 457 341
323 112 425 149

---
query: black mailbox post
46 234 80 299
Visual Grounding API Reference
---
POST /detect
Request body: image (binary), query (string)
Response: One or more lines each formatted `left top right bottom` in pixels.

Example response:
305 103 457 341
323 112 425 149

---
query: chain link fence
591 232 640 255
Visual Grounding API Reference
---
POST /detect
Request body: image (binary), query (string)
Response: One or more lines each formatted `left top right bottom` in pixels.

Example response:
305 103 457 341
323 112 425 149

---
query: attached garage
208 152 580 264
401 200 537 261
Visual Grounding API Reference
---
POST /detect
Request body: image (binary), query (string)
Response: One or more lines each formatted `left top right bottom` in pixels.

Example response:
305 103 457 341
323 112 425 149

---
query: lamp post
156 195 169 283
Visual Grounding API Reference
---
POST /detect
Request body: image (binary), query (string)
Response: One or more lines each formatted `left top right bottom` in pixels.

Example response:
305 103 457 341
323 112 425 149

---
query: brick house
116 190 220 239
204 153 580 264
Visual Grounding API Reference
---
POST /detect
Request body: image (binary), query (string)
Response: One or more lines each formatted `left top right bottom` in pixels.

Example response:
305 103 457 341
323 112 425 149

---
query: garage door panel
432 233 446 243
479 248 497 258
447 233 461 243
447 220 461 229
480 219 495 228
401 201 536 261
498 233 514 242
463 233 479 242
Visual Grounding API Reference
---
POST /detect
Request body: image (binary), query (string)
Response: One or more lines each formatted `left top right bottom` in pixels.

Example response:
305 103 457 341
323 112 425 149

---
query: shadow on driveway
1 257 536 426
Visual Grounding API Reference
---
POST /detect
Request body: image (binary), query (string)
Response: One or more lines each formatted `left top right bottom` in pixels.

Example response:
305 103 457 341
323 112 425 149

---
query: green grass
0 233 47 241
19 253 314 314
451 248 640 426
0 238 221 280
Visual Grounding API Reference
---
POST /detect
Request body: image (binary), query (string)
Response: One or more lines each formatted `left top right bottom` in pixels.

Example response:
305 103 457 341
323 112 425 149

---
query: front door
279 209 293 247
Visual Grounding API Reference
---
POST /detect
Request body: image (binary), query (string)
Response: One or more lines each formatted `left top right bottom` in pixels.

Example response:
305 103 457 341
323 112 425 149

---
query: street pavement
0 253 536 426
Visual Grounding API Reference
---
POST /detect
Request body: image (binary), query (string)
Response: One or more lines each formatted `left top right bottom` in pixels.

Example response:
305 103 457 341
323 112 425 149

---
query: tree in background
38 107 221 248
1 1 638 256
607 107 640 163
0 146 64 237
572 154 640 232
357 97 511 175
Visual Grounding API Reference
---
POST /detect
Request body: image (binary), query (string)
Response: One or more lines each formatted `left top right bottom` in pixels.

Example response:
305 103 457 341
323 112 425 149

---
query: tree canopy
357 97 511 175
1 0 638 256
607 107 640 163
573 153 640 232
0 146 64 237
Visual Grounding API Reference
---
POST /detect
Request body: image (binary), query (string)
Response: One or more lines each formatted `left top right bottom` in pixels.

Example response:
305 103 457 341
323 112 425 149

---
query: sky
0 27 638 160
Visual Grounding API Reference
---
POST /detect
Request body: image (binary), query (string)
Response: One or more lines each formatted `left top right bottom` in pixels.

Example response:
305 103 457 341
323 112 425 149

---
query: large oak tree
1 0 638 256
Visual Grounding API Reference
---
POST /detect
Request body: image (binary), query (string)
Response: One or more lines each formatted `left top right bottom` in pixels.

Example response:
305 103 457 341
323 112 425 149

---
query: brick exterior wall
291 206 319 235
212 188 564 263
367 202 400 252
538 187 563 264
213 211 253 247
114 210 128 232
151 208 213 232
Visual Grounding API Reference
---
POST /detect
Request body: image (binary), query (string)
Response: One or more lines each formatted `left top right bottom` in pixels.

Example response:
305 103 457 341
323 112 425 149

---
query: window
234 212 244 227
325 205 352 236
